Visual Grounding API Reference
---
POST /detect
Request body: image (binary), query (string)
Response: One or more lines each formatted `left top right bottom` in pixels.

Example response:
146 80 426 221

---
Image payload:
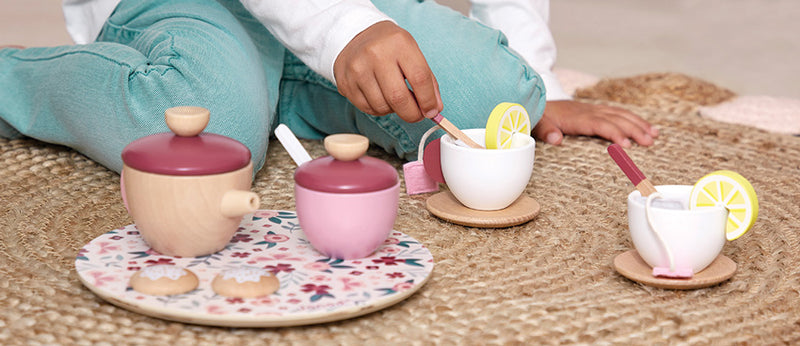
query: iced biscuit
129 265 199 296
211 266 279 298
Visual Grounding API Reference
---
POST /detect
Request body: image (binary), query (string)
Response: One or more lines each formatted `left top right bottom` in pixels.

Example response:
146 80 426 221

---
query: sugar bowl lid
294 134 398 193
121 106 251 175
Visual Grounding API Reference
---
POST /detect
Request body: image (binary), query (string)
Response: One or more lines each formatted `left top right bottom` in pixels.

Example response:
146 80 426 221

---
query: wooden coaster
613 250 737 290
426 191 540 228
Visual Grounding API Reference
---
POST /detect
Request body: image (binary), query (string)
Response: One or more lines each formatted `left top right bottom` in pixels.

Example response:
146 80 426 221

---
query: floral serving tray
75 210 434 327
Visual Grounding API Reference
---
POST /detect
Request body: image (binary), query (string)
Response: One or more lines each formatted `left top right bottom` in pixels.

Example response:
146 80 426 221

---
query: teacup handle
417 125 441 162
645 192 676 272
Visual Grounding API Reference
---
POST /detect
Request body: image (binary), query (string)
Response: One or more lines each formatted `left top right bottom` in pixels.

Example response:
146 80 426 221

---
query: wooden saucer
425 191 540 228
613 250 737 290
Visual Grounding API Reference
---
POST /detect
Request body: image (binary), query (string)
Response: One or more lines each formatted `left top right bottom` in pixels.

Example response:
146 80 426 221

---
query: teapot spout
220 190 260 218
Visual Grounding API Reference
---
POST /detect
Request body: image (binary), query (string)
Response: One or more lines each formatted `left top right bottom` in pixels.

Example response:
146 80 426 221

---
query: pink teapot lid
294 134 398 193
121 107 250 176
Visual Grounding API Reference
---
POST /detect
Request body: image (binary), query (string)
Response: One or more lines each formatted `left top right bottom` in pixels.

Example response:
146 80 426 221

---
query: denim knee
102 5 274 173
0 0 274 175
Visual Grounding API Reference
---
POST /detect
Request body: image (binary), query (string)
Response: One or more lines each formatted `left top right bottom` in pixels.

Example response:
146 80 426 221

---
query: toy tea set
607 143 759 289
75 103 539 326
76 106 434 327
75 103 758 326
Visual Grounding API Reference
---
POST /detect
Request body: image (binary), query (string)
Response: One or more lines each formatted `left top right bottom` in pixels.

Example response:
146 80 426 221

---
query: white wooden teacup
440 129 535 211
628 185 728 275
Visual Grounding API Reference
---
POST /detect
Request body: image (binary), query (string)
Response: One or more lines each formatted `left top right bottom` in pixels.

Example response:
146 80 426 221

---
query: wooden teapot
121 106 260 257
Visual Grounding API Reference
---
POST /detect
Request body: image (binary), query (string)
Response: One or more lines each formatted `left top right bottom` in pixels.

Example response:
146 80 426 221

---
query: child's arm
239 0 441 124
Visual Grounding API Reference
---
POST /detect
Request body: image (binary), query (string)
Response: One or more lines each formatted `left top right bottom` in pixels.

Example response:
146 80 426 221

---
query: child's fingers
337 71 383 116
432 76 443 111
592 115 654 147
399 54 441 119
597 104 658 138
541 100 656 147
333 21 423 121
578 120 632 148
554 110 640 147
375 63 424 123
358 74 394 115
347 90 375 115
605 111 655 146
563 103 654 146
531 115 564 145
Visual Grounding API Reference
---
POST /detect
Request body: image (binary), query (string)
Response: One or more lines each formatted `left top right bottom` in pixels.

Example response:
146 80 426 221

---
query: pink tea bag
403 126 442 195
403 161 439 195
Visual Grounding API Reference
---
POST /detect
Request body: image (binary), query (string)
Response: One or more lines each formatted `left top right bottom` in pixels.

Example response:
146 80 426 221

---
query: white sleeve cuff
240 0 394 84
62 0 121 44
538 71 572 101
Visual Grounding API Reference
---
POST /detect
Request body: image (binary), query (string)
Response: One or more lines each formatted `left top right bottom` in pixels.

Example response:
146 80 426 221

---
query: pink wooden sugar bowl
121 106 260 257
294 134 400 259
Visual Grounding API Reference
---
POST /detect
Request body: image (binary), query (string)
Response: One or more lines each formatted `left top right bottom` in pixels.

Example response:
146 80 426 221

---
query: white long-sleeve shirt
470 0 568 100
62 0 569 100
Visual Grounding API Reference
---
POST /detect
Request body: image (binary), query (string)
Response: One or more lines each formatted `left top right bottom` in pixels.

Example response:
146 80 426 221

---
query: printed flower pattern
75 210 434 323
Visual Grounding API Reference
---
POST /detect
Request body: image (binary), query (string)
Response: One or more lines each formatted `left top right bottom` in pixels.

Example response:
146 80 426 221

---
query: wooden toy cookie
129 265 199 296
212 267 280 298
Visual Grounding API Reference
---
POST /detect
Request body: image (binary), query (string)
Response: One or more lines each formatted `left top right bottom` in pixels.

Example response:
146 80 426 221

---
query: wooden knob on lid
296 133 397 193
165 106 210 137
324 134 369 161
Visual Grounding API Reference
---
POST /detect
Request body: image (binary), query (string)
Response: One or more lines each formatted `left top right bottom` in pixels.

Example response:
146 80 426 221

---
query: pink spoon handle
607 144 658 196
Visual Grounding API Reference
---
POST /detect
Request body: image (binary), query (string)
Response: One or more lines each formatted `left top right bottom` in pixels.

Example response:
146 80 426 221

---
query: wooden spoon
607 144 658 196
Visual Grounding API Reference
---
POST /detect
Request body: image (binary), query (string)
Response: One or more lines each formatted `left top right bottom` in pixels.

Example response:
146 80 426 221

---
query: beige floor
548 0 800 99
2 0 799 99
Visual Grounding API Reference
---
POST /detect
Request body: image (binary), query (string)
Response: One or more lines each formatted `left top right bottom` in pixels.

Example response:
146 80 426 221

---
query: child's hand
532 100 658 148
334 21 443 123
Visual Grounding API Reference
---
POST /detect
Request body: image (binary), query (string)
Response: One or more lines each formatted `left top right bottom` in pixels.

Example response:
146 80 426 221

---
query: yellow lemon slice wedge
485 103 531 149
689 170 759 240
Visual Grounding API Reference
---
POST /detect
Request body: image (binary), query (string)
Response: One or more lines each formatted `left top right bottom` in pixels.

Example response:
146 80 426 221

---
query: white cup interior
441 129 534 151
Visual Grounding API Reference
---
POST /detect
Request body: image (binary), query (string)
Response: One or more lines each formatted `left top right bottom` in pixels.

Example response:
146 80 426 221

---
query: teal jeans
0 0 544 173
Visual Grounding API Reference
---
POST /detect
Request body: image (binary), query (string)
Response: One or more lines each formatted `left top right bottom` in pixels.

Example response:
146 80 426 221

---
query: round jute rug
2 73 799 344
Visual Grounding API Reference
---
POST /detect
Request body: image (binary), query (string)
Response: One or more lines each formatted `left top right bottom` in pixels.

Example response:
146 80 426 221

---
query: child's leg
0 0 282 173
277 0 545 161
